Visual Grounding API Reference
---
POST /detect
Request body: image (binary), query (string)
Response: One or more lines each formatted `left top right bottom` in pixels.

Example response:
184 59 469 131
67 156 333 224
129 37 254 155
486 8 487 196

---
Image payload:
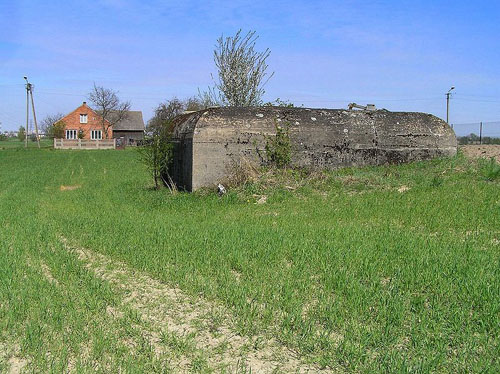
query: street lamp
446 86 455 124
23 75 40 148
24 76 29 147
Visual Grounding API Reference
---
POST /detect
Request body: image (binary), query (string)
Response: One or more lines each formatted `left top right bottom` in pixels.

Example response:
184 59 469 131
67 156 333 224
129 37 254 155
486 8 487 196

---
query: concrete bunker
169 107 457 191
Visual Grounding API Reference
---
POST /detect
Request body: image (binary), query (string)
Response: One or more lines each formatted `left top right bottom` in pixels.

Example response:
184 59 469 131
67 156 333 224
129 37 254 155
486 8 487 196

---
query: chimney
83 101 87 105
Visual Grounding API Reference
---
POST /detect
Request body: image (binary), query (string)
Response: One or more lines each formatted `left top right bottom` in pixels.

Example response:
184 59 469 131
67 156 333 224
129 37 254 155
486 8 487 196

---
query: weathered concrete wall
170 107 457 191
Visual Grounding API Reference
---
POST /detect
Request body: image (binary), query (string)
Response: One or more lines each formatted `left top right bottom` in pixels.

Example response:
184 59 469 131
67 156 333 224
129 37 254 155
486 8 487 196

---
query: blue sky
1 0 499 135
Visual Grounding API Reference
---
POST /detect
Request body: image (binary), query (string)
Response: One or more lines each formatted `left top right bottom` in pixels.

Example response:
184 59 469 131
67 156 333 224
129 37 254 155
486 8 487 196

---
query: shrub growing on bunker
265 122 291 168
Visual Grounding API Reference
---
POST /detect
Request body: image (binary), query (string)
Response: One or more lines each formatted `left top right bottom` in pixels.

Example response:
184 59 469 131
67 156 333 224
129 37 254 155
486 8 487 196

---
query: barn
169 107 457 191
111 111 145 146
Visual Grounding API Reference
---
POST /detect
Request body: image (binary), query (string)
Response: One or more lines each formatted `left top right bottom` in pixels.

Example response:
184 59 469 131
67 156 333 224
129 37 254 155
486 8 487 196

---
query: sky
1 0 500 136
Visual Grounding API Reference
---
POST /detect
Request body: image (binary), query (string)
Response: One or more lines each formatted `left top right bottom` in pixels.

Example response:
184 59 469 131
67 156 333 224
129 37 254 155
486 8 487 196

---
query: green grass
480 157 500 181
0 147 499 373
0 138 53 149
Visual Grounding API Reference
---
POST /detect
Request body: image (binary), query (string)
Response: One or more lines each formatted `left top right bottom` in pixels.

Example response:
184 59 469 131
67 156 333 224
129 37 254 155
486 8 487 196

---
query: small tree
88 84 130 138
184 96 208 111
202 30 274 107
41 113 65 138
137 123 174 190
50 121 66 139
18 126 25 141
146 97 209 135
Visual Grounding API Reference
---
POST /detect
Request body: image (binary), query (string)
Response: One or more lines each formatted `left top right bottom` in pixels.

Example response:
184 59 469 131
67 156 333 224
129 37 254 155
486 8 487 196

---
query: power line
26 88 500 104
32 87 447 102
453 97 500 104
0 83 25 87
453 121 500 126
454 93 500 99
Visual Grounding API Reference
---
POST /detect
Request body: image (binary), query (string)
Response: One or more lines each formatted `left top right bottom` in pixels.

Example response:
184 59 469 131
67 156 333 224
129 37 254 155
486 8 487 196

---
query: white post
78 138 81 149
53 138 56 148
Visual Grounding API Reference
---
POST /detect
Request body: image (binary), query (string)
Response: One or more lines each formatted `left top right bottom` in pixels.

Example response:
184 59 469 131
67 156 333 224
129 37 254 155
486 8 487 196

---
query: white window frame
91 130 102 140
80 114 88 124
65 129 77 140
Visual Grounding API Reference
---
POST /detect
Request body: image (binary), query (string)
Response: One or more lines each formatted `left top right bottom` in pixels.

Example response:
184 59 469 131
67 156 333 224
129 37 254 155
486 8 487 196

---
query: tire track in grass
25 253 191 372
60 236 329 373
1 342 27 374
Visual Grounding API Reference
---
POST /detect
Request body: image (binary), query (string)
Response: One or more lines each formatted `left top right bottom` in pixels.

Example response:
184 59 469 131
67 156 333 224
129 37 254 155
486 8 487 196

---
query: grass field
0 138 53 149
0 147 498 373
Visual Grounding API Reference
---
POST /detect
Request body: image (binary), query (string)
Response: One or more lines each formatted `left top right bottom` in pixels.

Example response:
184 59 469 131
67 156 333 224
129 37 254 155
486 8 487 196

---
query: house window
65 129 77 140
80 114 88 124
91 130 102 140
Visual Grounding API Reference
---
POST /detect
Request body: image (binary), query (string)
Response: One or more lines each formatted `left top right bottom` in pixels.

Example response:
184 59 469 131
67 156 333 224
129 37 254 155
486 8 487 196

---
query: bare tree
203 30 274 107
88 84 131 138
40 113 65 138
146 98 185 135
184 96 208 111
146 96 210 135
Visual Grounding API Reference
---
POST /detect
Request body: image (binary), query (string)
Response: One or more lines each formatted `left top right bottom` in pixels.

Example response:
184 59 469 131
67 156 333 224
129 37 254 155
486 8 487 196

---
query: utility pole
479 122 482 145
25 77 29 147
24 76 40 148
446 86 455 124
30 86 40 148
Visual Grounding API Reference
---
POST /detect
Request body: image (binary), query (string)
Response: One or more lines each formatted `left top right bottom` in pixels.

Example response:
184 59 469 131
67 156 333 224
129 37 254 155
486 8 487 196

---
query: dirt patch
460 145 500 163
60 237 329 373
60 185 81 191
1 343 27 374
397 185 410 193
8 356 27 374
256 195 267 204
40 261 59 286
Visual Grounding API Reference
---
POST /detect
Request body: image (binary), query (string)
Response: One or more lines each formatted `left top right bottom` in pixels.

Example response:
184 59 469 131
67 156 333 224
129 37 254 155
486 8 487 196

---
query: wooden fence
54 138 116 150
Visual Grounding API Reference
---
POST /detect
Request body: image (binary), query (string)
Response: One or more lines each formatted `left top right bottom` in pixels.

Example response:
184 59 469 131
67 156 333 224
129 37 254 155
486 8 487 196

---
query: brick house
58 102 144 144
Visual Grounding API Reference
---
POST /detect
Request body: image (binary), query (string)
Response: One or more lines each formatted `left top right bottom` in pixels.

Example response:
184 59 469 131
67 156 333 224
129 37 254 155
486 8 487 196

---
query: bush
46 121 66 139
430 175 443 187
223 158 260 187
265 122 291 168
17 126 25 141
137 123 174 190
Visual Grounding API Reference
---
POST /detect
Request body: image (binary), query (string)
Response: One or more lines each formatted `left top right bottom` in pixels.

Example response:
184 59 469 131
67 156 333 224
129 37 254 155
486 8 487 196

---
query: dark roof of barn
112 111 145 131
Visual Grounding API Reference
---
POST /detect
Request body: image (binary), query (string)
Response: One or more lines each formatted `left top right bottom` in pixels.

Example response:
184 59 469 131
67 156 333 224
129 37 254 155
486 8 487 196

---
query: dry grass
59 184 81 191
